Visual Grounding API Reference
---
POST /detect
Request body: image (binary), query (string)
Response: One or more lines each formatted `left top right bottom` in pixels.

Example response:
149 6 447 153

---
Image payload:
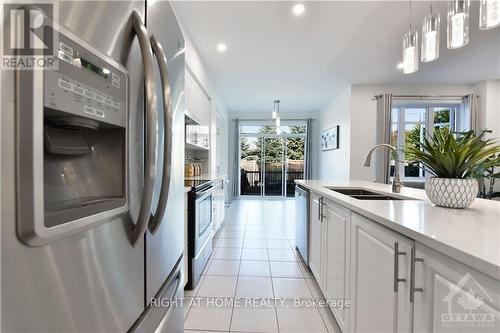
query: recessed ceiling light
397 62 404 70
217 43 227 52
292 3 305 16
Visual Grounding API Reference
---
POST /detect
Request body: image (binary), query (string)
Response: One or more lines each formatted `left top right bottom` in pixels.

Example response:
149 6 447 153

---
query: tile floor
184 198 340 333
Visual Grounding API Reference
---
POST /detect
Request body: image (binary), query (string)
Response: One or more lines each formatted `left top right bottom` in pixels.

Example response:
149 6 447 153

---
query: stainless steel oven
185 180 215 289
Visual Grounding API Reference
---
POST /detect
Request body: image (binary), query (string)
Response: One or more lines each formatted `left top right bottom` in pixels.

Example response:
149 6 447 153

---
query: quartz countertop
296 179 500 280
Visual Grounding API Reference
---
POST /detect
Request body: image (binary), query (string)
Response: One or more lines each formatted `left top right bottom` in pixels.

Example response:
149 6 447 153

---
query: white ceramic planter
425 177 478 209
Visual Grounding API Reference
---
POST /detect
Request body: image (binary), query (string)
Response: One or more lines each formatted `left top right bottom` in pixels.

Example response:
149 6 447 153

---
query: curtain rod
372 94 468 100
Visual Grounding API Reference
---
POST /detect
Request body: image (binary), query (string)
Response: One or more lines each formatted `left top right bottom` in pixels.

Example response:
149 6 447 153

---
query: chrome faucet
363 144 403 193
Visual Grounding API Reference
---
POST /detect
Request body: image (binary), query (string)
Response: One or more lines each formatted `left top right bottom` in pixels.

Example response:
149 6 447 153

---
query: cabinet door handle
410 247 424 302
319 197 326 221
393 242 407 292
317 198 322 221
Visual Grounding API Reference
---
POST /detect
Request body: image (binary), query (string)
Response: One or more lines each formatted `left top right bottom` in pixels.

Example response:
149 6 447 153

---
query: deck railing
240 170 304 196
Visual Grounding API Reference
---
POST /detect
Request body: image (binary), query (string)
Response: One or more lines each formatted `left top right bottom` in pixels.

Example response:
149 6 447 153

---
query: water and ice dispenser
17 29 129 245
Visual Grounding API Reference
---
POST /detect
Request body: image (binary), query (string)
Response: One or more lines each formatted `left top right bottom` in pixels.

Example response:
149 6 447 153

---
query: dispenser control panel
44 32 127 128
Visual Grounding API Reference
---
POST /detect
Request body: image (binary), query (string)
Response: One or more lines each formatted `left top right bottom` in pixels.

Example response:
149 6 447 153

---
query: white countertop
296 180 500 280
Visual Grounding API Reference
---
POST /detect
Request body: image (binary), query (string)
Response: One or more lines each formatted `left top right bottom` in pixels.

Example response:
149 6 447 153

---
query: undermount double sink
325 187 416 201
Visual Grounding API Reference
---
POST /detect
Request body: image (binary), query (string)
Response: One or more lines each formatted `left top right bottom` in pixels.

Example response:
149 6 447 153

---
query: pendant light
403 0 419 74
421 1 440 62
447 0 470 49
274 100 281 134
480 0 500 30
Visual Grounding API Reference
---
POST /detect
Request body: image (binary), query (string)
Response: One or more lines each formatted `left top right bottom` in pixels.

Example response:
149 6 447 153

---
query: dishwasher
295 185 310 265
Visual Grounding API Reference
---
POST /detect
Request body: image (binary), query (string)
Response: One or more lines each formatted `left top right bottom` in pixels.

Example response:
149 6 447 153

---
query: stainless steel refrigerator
1 1 185 331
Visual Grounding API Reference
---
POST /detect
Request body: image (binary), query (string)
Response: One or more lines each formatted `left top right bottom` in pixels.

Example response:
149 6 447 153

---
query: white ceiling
172 1 500 113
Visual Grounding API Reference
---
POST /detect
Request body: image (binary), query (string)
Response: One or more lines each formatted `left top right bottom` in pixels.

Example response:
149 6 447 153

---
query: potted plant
408 129 500 208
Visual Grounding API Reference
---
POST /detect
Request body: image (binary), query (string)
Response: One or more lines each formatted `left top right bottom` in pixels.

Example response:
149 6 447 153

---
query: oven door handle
148 35 173 235
130 11 159 246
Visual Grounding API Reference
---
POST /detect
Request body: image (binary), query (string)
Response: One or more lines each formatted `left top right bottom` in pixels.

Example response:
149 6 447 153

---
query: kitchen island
296 179 500 333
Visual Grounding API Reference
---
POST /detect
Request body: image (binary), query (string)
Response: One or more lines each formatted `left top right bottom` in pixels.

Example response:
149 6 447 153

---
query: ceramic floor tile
244 231 267 240
230 304 278 333
243 239 267 249
197 275 237 298
272 278 313 299
266 239 292 249
217 238 244 248
241 248 268 261
184 300 233 332
239 260 271 277
213 247 242 260
236 276 274 298
269 261 304 278
206 260 240 276
276 301 328 333
220 231 245 239
268 249 297 262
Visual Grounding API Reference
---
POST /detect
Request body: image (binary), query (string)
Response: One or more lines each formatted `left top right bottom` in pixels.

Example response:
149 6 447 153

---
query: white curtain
304 118 313 179
458 94 479 133
229 119 239 201
375 94 393 184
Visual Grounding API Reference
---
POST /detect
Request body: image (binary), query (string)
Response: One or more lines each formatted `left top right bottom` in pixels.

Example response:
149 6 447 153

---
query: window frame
391 103 461 182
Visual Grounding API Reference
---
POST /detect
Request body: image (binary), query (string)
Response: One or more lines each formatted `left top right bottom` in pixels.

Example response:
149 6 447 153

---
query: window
390 103 462 181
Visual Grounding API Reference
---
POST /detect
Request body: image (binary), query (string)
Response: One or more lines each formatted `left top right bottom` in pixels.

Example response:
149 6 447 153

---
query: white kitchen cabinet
413 243 500 332
214 178 226 232
349 212 414 333
309 193 325 289
183 192 188 287
324 200 351 332
185 69 210 126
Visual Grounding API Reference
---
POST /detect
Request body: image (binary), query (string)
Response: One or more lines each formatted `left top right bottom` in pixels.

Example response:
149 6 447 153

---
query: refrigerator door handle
153 269 184 333
148 35 173 234
130 11 159 246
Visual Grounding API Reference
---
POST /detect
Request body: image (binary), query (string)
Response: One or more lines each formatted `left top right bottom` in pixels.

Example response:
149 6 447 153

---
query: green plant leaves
407 129 500 179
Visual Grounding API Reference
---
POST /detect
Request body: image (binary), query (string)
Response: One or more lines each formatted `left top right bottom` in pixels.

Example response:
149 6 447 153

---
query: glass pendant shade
421 13 440 62
403 30 419 74
447 0 470 49
480 0 500 30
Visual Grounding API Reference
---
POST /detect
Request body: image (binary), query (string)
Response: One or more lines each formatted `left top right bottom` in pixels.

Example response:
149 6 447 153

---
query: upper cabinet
185 69 210 126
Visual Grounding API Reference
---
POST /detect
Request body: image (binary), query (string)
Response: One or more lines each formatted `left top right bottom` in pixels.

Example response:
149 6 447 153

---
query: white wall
474 80 500 139
318 85 351 181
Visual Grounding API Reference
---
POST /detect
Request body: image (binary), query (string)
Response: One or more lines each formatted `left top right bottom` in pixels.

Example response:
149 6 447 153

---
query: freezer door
145 1 186 303
129 258 184 333
1 1 148 331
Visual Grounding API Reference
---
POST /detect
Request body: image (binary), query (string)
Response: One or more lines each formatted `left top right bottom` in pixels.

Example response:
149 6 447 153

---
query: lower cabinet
324 200 351 332
304 188 500 333
349 212 414 333
183 192 188 287
309 193 324 288
413 243 500 332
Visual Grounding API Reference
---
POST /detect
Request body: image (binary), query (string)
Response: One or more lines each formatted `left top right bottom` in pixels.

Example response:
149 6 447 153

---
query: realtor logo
441 272 497 331
1 1 58 69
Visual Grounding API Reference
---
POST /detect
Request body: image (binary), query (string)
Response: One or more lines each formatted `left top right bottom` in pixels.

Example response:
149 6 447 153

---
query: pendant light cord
409 0 412 31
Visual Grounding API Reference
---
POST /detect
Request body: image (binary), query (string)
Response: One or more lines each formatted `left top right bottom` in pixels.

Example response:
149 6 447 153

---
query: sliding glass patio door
239 122 306 197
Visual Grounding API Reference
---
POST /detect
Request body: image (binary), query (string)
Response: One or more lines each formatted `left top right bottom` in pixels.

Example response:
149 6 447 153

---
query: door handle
393 242 407 292
148 34 173 234
410 247 424 302
317 198 321 220
130 11 159 246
